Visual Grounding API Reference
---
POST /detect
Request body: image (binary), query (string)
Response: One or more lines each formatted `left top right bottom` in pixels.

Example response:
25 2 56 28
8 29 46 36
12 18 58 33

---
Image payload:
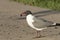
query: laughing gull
20 10 60 38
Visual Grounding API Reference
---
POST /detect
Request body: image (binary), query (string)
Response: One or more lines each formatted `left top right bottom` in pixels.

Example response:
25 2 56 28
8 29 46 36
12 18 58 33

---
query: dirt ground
0 0 60 40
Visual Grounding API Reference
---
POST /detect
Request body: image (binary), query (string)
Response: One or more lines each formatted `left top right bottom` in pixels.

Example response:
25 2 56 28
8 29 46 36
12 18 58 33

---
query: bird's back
33 17 53 28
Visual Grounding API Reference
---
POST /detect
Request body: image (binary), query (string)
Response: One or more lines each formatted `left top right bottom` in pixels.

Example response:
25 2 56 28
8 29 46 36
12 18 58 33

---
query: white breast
26 14 34 27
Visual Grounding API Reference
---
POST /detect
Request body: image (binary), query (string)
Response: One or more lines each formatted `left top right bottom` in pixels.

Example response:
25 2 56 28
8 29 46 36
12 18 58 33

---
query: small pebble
58 32 60 35
0 24 3 26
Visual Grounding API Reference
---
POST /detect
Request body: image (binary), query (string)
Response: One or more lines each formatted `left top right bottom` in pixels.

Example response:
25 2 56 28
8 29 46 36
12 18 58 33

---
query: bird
20 10 60 38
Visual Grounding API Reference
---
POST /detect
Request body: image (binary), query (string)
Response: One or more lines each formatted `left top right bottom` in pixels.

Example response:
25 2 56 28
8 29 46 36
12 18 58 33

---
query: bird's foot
33 35 45 38
34 36 41 38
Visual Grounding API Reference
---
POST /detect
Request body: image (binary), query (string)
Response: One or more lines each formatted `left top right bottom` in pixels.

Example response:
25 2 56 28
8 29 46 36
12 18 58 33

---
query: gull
20 10 60 38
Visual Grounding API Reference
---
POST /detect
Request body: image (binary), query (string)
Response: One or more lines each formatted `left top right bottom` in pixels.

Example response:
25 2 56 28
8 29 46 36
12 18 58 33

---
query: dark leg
34 31 42 38
36 31 42 38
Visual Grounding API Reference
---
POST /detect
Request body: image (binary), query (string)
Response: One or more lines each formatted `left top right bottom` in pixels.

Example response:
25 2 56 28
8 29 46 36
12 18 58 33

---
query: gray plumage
33 17 54 28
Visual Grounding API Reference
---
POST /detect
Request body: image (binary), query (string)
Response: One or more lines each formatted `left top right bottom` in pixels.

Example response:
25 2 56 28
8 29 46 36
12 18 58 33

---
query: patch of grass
12 0 60 10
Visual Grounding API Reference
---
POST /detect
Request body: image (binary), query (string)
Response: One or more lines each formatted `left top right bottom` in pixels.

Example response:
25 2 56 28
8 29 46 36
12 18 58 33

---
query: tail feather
55 23 60 26
48 23 60 27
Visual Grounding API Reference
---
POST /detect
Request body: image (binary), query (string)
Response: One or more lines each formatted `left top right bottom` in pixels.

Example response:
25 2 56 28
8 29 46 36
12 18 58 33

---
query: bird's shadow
18 10 60 20
33 10 60 17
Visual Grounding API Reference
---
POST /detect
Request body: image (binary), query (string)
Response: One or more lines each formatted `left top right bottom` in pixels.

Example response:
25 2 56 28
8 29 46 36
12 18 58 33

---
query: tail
53 23 60 26
48 23 60 27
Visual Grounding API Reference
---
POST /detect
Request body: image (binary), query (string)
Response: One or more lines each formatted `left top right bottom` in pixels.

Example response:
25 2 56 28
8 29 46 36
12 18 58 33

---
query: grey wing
33 17 54 28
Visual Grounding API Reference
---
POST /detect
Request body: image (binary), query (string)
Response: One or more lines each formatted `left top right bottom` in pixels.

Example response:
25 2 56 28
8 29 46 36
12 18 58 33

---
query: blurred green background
12 0 60 10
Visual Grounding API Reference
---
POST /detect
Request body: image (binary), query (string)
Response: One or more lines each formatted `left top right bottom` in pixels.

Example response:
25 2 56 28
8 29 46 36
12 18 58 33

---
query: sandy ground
0 0 60 40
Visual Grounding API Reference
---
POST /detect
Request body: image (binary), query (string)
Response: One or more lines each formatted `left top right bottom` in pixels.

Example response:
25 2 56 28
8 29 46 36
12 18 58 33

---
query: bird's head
20 10 32 16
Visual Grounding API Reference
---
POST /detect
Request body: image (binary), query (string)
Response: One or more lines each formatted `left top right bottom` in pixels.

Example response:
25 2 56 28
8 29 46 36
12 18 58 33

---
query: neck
26 14 34 21
26 14 32 17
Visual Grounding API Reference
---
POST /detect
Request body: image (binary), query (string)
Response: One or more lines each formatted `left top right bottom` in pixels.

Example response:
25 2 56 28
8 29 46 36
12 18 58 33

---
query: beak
20 12 26 17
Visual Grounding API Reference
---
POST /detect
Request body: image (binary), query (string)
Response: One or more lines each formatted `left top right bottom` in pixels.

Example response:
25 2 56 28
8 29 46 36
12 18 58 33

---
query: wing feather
32 17 54 28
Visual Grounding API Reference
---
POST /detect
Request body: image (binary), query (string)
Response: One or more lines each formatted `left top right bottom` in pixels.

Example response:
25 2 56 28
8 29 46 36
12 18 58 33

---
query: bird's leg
34 31 42 38
33 30 45 38
37 31 42 38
